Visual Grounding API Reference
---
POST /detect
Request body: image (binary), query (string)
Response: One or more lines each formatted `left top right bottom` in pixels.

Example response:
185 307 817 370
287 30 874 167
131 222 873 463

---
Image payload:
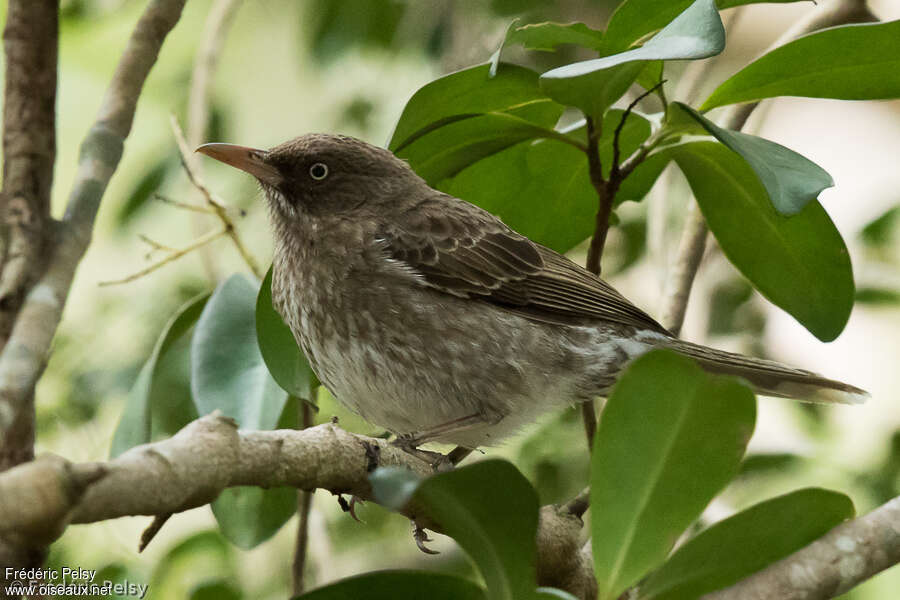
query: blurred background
7 0 899 597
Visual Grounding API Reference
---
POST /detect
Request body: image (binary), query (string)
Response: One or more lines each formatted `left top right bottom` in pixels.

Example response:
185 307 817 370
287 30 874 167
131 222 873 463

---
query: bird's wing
379 194 669 334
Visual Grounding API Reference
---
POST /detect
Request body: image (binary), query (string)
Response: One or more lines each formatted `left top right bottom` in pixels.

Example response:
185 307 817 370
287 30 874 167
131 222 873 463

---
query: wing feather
380 193 668 334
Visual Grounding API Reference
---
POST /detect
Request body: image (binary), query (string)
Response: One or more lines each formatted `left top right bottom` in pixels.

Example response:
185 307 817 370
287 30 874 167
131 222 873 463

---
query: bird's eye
309 162 329 180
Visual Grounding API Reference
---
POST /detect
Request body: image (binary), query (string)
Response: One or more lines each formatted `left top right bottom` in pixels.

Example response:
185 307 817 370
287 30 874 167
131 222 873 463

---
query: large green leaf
256 266 315 399
396 111 566 186
591 350 755 600
639 488 854 599
702 20 900 110
111 293 209 457
671 103 833 215
443 110 650 253
541 0 724 117
298 571 486 600
505 21 604 52
603 0 806 52
388 63 559 152
372 460 541 600
673 142 853 341
191 274 288 429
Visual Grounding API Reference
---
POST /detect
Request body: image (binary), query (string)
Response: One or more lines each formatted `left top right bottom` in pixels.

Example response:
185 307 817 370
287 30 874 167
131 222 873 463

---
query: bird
196 134 867 452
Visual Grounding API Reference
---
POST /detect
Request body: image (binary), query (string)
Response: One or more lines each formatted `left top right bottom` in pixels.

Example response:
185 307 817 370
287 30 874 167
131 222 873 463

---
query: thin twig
153 193 215 214
611 81 666 180
170 116 264 279
292 400 316 596
99 227 228 286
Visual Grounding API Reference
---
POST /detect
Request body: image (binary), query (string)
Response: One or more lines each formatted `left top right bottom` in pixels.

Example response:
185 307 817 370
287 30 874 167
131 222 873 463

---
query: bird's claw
335 493 365 523
413 521 439 555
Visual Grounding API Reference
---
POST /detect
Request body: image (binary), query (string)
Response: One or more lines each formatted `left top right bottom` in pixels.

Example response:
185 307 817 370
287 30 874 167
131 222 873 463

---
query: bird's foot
412 521 439 555
391 434 454 472
335 493 366 523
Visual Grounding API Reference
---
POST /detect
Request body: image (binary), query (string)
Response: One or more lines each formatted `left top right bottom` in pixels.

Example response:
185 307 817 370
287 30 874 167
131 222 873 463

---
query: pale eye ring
309 162 329 180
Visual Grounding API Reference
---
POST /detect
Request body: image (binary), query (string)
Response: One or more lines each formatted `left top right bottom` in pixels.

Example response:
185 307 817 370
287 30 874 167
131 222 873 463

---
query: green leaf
111 293 209 457
604 0 806 52
591 350 755 600
702 20 900 110
370 467 422 510
211 485 298 549
859 205 899 249
190 580 243 600
673 142 854 341
615 149 672 204
535 589 579 600
639 488 854 599
256 266 315 399
505 21 604 52
389 63 560 152
191 274 288 429
416 460 540 600
855 287 900 305
396 111 567 186
306 0 405 62
671 103 833 215
442 110 650 253
372 461 541 600
297 571 486 600
541 0 724 117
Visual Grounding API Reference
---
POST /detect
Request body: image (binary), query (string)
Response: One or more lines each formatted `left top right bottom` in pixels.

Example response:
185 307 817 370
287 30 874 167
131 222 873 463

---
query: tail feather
664 339 869 405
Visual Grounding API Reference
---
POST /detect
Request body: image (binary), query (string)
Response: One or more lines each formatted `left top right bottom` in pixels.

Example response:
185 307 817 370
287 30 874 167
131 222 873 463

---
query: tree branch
659 0 877 335
703 496 900 600
0 413 596 599
0 0 187 465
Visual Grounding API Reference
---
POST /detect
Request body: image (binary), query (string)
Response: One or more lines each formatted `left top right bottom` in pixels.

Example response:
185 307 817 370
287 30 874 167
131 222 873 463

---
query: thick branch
0 0 58 348
0 0 187 463
703 496 900 600
659 0 876 335
0 414 596 599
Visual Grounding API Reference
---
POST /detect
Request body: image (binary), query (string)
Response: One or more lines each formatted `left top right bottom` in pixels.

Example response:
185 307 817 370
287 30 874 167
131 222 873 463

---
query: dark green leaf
111 293 209 457
297 571 486 600
505 22 604 52
636 61 665 92
443 110 650 253
414 460 540 600
591 350 755 600
116 156 174 225
859 205 900 249
639 488 854 599
604 0 806 52
306 0 405 61
615 149 672 204
702 20 900 110
541 0 724 117
671 103 833 215
210 485 297 549
191 274 288 429
673 142 853 341
396 111 567 186
535 589 579 600
389 63 559 152
256 266 315 399
190 580 242 600
855 287 900 305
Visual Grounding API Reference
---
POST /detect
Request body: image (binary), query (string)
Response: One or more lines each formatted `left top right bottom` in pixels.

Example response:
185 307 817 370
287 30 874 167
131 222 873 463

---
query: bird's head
196 134 422 222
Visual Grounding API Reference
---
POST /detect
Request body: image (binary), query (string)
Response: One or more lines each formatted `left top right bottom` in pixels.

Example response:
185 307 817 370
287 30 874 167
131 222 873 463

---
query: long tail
663 338 869 405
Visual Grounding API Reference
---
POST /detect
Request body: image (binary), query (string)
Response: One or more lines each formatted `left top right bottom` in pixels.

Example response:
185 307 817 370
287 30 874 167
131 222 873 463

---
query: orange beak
195 143 283 186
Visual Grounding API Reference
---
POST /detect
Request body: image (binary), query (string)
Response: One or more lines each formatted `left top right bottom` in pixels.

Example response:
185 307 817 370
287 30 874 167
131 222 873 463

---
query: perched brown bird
197 134 867 449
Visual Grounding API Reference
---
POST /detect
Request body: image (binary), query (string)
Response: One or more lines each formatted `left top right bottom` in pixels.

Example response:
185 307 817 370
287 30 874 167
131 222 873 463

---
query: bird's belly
290 281 659 446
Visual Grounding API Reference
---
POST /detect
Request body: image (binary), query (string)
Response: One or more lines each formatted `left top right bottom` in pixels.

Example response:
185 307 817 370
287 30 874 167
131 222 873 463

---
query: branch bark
0 413 597 599
659 0 876 335
703 496 900 600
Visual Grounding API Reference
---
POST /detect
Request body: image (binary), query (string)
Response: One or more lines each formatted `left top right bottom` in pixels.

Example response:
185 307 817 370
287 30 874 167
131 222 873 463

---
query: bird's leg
393 412 498 471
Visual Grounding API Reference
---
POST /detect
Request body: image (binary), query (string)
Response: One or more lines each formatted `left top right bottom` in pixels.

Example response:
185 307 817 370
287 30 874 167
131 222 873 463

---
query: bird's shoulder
376 192 669 334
